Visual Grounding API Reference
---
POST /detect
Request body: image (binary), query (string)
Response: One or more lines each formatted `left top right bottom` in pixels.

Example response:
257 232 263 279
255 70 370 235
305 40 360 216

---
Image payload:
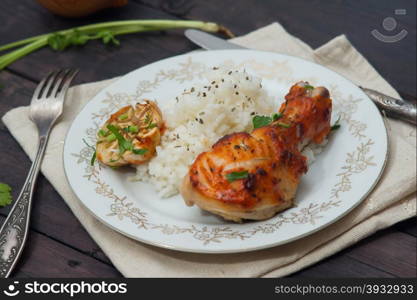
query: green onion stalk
0 20 234 70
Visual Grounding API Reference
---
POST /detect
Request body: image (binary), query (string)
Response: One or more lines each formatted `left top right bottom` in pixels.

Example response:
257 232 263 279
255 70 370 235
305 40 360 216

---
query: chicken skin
96 100 164 167
180 82 332 222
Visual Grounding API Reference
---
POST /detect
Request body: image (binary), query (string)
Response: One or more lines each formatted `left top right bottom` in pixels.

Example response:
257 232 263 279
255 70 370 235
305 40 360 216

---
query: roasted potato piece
96 100 164 167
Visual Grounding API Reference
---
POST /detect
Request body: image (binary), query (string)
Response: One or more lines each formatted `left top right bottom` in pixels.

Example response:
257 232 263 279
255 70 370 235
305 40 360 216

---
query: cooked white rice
134 68 324 197
301 138 328 165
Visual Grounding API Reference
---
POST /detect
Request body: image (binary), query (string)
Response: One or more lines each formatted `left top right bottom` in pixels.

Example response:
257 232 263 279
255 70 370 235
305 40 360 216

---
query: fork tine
42 70 60 98
31 71 53 101
50 69 69 97
57 69 79 99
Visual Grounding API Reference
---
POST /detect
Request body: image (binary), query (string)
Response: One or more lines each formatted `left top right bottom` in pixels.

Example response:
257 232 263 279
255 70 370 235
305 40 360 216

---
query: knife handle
361 87 416 125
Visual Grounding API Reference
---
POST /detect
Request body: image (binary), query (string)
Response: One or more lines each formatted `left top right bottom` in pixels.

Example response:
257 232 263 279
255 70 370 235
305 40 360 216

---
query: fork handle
0 134 49 278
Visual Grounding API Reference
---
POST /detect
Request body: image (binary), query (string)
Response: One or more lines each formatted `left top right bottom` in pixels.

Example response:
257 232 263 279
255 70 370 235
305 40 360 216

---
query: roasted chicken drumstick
180 82 332 222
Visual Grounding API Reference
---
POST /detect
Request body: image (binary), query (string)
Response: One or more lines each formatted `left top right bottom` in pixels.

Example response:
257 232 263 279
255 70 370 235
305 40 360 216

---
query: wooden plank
0 0 196 84
345 229 416 277
0 70 112 265
394 217 417 237
0 216 122 278
136 0 416 97
292 223 417 277
290 254 394 278
14 232 122 278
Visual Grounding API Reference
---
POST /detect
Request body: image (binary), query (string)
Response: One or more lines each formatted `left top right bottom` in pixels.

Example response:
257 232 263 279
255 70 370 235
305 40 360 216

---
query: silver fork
0 69 78 278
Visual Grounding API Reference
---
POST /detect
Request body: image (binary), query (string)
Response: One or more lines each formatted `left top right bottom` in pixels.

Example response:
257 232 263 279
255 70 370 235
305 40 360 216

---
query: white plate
63 50 388 253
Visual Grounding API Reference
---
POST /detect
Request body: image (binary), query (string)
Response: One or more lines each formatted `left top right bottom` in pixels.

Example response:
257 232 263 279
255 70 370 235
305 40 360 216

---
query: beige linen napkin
2 23 416 277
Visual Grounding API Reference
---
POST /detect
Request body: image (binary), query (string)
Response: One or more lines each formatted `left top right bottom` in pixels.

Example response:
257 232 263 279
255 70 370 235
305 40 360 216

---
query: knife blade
184 29 416 125
185 29 246 50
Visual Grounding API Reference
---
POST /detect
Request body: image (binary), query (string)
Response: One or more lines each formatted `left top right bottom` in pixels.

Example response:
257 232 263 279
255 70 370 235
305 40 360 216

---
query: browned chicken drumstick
180 82 332 222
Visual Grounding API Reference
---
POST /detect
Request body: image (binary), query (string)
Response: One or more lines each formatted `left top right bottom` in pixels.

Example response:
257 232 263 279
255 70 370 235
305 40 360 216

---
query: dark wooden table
0 0 415 278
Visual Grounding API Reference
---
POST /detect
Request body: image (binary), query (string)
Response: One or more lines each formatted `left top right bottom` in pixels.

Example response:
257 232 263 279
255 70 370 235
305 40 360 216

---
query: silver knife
185 29 416 125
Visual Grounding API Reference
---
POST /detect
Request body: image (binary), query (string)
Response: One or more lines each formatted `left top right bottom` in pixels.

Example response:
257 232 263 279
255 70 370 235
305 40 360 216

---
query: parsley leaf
47 30 91 51
277 122 291 128
225 171 249 182
98 129 108 137
132 148 148 155
252 115 272 129
47 29 119 51
68 29 90 46
118 113 128 120
47 33 70 51
304 85 314 90
144 114 151 125
98 31 120 46
331 115 342 131
82 138 97 166
0 182 12 207
106 133 117 142
120 139 133 153
90 151 97 166
144 114 157 129
106 124 133 153
253 113 284 129
128 125 139 133
272 113 283 121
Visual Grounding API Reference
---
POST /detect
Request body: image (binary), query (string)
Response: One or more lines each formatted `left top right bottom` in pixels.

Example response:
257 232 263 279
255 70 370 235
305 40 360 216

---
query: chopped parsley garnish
226 171 249 182
331 115 342 131
83 138 97 166
132 148 148 155
144 113 157 129
90 151 97 166
98 129 108 137
107 124 133 154
147 123 157 129
122 126 139 133
304 84 314 90
272 113 283 121
252 115 273 129
0 182 12 207
127 125 139 133
106 133 116 142
106 124 148 156
118 113 128 120
252 112 284 129
144 114 151 125
277 122 291 128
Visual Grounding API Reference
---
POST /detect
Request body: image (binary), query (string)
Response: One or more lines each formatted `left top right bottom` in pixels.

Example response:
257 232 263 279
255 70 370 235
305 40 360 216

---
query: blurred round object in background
36 0 128 18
